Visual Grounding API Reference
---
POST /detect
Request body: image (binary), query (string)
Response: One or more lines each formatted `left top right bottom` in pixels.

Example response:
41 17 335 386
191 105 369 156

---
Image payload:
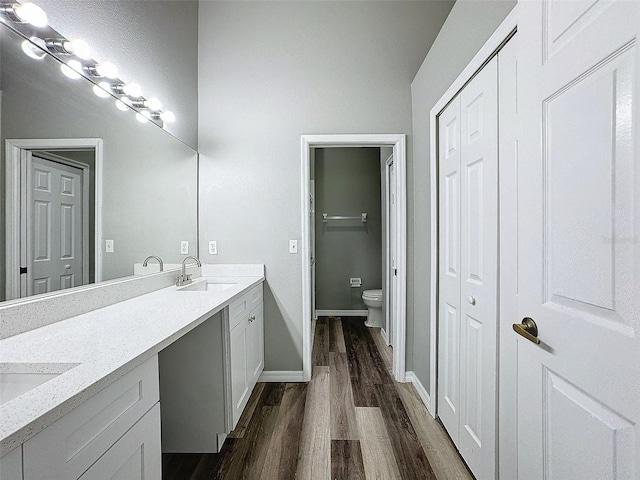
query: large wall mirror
1 20 198 303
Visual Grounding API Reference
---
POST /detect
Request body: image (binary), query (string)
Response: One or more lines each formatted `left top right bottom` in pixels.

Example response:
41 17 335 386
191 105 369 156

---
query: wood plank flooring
162 316 473 479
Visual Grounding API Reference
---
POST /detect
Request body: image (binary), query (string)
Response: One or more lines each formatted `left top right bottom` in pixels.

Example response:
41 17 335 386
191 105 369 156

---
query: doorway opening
5 138 103 300
301 134 407 383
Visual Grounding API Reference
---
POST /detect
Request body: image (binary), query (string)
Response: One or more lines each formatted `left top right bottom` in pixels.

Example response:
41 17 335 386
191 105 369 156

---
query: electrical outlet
289 239 298 254
105 239 114 253
209 240 218 255
180 241 189 255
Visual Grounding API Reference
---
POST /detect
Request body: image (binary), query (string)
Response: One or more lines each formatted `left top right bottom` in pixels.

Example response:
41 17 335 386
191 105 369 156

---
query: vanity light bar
1 2 47 27
1 1 176 125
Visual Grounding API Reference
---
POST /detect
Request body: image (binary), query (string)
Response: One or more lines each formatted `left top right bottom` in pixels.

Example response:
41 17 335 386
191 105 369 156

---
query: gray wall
314 148 382 311
409 0 516 392
197 1 455 372
35 0 198 149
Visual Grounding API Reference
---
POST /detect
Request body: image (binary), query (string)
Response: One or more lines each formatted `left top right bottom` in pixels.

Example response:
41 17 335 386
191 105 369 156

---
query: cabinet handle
248 315 255 322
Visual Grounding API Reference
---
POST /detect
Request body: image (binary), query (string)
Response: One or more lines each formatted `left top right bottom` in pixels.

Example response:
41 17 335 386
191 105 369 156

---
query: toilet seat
362 289 383 300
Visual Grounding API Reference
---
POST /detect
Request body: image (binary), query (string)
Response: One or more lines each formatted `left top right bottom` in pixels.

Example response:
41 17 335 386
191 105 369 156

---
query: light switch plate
209 240 218 255
289 239 298 254
181 241 189 255
105 239 114 253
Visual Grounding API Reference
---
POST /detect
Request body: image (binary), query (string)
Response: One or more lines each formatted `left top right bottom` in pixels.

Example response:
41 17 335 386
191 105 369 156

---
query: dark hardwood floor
162 317 473 479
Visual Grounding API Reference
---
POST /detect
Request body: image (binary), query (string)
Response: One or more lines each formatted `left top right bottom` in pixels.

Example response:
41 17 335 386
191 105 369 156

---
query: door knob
65 264 71 269
513 317 540 345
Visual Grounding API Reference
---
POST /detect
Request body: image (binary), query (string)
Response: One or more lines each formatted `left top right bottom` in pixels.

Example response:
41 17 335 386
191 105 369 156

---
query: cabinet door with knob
228 284 264 429
246 305 264 386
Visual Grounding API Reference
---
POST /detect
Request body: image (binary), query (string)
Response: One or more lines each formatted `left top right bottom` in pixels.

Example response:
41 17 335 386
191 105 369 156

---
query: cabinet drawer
24 356 159 480
229 283 262 331
248 284 263 312
78 404 161 480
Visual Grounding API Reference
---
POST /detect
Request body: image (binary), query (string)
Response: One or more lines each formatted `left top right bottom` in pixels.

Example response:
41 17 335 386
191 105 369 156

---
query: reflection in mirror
1 21 198 302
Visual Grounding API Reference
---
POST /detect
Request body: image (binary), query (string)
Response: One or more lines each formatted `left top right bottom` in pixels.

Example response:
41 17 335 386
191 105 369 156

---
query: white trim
428 7 517 420
384 154 394 347
405 371 432 415
258 370 305 383
301 134 407 383
380 327 389 345
5 138 104 300
315 309 368 317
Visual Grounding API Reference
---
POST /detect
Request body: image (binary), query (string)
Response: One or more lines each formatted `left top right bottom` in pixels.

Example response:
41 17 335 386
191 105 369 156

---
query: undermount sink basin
178 280 237 292
0 363 79 405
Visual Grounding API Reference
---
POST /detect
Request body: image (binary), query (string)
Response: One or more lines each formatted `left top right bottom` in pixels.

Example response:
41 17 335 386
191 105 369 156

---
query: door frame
383 153 394 345
5 138 104 300
428 6 517 477
301 134 407 382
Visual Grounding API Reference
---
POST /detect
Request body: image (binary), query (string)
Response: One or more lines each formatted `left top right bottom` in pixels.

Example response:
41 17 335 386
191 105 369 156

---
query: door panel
33 200 50 261
463 314 482 445
543 368 634 479
29 156 83 295
438 95 462 444
247 305 264 384
517 1 640 478
389 159 396 345
464 159 484 284
458 57 498 480
438 55 498 480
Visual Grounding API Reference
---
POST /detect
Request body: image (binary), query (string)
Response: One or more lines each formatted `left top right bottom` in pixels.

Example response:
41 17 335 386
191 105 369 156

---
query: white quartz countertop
0 273 264 456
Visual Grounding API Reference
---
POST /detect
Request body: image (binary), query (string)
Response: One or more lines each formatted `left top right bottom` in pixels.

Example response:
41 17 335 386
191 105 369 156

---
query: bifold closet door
438 56 498 480
438 93 462 445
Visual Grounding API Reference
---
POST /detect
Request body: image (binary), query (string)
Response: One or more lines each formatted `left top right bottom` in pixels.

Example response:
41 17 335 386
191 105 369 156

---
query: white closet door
517 1 640 478
438 56 498 480
438 94 462 445
458 56 498 480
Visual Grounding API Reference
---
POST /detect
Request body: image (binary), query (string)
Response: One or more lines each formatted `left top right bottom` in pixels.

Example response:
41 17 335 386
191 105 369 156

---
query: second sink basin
179 280 237 292
0 363 79 405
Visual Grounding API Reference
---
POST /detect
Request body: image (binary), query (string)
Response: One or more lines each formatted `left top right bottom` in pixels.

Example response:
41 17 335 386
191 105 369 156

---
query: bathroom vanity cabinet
0 271 265 478
22 357 161 480
159 283 264 453
0 446 22 479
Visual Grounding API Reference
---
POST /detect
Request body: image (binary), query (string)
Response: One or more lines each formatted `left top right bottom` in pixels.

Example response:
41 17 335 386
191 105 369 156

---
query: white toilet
362 289 383 328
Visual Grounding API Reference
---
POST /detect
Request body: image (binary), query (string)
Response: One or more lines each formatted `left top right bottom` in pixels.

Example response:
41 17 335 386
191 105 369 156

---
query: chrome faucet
142 255 164 272
177 256 201 286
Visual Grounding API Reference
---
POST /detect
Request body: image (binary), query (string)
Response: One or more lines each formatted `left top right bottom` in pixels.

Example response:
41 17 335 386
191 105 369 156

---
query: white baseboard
315 309 368 317
405 371 433 417
380 327 389 345
258 370 305 382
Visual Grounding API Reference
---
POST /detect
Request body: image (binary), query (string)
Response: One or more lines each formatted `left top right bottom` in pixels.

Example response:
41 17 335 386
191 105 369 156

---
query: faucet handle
186 273 192 281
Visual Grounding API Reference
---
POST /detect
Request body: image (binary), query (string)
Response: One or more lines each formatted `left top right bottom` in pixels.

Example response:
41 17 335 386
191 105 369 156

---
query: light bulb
160 111 176 123
122 83 141 97
13 2 48 27
21 39 45 60
115 99 130 111
93 81 111 98
135 111 151 124
145 97 162 111
64 39 91 60
60 60 82 79
95 61 118 79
